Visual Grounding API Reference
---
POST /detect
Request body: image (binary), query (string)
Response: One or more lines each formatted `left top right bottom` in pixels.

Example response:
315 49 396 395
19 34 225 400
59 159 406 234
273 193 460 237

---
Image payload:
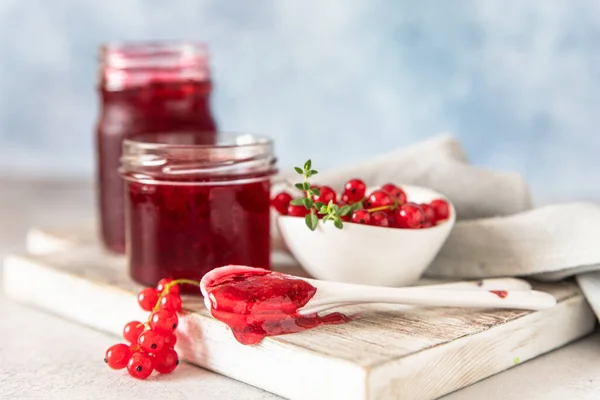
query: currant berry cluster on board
271 160 451 231
104 278 197 380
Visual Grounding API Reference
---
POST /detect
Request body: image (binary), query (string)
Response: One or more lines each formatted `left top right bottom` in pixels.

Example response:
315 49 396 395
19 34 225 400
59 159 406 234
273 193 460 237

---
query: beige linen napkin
271 134 600 282
427 202 600 279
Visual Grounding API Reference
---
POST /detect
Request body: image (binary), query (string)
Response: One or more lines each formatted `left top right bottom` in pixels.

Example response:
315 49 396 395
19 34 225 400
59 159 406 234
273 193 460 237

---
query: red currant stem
167 279 200 288
140 278 200 328
366 199 401 213
366 205 391 213
300 176 318 216
367 204 397 213
154 279 199 312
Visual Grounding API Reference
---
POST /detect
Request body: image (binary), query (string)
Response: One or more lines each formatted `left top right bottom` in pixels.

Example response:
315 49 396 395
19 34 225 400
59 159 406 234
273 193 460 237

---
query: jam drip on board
490 290 508 299
201 266 350 345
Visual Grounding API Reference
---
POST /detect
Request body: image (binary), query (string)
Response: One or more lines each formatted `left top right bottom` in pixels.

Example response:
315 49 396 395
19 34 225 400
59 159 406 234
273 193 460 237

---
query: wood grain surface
3 229 597 400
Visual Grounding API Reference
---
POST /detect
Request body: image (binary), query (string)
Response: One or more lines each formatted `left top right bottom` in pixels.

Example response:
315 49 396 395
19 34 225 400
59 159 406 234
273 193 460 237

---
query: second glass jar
96 41 217 254
120 132 276 292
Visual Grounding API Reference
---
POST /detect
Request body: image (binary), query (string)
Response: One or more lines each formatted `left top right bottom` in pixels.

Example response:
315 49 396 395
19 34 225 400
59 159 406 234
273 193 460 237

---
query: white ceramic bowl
276 185 456 287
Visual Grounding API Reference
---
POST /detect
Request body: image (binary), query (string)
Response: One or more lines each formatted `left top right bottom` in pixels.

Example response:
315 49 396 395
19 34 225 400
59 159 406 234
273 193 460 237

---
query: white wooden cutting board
1 226 596 400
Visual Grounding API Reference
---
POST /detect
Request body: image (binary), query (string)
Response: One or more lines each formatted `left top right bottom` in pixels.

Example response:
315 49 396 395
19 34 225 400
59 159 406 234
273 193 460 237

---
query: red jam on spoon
201 266 350 345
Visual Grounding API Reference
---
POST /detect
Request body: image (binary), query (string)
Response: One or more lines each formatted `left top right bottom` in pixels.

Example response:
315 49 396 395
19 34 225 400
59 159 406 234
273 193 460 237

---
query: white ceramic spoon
294 277 533 312
200 266 554 315
393 277 531 291
297 278 555 315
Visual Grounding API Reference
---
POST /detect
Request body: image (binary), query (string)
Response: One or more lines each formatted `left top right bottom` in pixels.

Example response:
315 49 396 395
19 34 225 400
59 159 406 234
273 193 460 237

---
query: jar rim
121 132 276 181
123 132 273 151
100 41 208 56
99 41 211 89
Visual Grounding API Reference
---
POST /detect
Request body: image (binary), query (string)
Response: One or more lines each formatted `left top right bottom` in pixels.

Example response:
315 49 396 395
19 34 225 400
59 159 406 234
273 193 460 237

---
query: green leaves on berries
339 202 363 216
292 160 364 231
305 213 318 231
293 160 320 230
294 160 318 179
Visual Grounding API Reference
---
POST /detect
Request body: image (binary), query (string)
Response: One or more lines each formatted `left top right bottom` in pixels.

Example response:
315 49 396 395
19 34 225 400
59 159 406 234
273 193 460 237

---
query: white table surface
1 178 599 400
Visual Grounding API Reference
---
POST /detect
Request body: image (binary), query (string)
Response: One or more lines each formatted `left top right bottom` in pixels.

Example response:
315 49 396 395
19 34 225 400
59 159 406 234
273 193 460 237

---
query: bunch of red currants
104 279 186 379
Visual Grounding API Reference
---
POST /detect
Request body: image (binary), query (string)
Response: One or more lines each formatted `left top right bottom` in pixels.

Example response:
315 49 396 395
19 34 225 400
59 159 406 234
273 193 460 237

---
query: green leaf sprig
291 160 364 231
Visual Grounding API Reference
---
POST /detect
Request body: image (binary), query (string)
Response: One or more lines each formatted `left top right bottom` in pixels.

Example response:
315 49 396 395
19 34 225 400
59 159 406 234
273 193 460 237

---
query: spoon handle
297 278 531 315
299 288 556 315
420 277 531 291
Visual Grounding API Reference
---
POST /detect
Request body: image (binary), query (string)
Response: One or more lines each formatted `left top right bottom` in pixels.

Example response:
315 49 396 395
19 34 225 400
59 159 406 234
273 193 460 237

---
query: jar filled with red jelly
120 132 276 291
96 42 217 253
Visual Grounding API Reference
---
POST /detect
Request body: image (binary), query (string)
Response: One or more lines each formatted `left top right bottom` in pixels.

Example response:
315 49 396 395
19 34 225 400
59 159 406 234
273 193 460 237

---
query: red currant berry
396 203 425 229
138 330 165 353
157 278 180 295
153 348 179 374
431 199 450 222
271 192 292 215
104 343 132 370
380 183 396 193
150 310 179 334
365 190 394 210
287 203 310 217
397 191 407 205
312 185 336 205
341 193 350 204
127 352 154 380
369 212 389 227
420 221 433 229
420 203 435 223
163 333 177 349
381 183 407 205
160 293 182 312
351 209 371 224
123 321 144 344
343 179 367 203
137 288 159 312
386 210 398 227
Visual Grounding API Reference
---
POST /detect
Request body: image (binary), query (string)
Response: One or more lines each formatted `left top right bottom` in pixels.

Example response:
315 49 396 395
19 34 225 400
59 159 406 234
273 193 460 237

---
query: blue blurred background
0 0 598 203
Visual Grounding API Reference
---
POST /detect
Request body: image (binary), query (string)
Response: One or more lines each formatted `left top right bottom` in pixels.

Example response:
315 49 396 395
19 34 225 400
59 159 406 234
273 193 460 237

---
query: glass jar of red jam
96 42 217 253
120 132 276 291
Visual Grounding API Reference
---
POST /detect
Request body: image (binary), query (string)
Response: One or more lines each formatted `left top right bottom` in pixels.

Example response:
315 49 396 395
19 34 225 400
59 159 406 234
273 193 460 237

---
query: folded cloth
271 134 600 282
427 202 600 279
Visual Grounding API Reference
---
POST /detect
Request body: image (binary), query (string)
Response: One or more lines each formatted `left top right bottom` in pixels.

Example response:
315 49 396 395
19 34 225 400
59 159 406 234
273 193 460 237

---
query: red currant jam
96 42 217 253
201 266 350 345
490 290 508 299
121 133 275 293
